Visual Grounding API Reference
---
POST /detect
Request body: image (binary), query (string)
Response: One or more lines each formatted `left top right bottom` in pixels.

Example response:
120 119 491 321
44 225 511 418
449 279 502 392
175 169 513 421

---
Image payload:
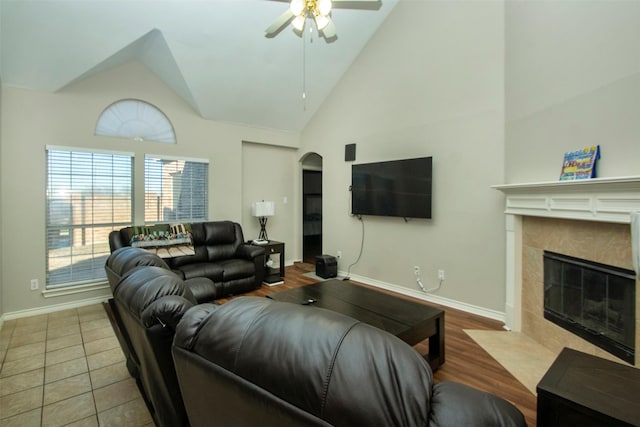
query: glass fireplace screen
543 251 636 364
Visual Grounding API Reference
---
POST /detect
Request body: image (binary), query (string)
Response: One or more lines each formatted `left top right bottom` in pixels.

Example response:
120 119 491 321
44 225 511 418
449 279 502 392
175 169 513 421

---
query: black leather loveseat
109 262 196 427
109 220 265 298
173 297 527 427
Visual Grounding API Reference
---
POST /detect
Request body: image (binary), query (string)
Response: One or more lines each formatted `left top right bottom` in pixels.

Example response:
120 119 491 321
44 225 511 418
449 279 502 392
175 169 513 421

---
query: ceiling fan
265 0 380 39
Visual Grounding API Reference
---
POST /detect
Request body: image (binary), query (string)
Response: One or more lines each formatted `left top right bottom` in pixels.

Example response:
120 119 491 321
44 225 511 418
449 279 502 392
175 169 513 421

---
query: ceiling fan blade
331 0 382 10
321 18 337 39
265 9 295 36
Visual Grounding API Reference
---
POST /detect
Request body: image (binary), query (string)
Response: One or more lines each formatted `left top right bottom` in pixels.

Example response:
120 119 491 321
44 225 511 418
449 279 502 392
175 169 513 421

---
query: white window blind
46 147 133 289
144 155 208 223
95 99 176 144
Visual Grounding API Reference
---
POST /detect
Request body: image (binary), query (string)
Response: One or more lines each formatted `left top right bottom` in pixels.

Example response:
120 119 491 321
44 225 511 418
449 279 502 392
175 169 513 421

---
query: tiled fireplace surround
494 177 640 368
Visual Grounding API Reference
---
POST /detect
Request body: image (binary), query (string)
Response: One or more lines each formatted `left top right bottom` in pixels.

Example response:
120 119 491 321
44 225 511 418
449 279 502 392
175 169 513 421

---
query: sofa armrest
236 244 266 261
236 244 266 285
429 381 526 427
174 303 220 350
141 295 195 330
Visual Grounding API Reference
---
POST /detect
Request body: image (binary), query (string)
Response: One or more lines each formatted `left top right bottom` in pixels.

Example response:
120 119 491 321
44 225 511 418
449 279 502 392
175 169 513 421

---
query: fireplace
543 251 636 364
493 176 640 368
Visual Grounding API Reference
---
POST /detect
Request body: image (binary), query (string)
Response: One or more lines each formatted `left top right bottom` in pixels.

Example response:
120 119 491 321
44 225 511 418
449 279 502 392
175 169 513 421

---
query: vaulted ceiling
0 0 398 132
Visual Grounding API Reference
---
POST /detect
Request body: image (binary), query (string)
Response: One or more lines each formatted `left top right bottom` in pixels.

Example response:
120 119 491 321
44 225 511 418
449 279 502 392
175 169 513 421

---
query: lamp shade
252 201 275 217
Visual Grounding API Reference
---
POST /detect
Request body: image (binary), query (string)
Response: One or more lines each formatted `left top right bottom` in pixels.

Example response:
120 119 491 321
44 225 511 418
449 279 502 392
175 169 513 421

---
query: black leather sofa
109 220 265 298
109 262 197 427
173 297 527 427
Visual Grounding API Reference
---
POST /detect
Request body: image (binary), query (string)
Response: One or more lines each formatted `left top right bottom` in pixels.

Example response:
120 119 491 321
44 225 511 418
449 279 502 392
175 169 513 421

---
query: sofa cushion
219 259 255 281
178 262 224 281
203 221 237 244
169 222 209 268
202 221 242 261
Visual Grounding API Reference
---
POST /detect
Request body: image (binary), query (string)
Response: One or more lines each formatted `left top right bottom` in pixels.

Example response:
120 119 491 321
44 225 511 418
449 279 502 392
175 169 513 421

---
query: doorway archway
300 153 323 264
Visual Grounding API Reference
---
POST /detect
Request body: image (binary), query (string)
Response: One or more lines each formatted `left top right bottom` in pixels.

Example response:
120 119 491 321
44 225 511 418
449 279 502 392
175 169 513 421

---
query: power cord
343 215 364 281
416 269 443 293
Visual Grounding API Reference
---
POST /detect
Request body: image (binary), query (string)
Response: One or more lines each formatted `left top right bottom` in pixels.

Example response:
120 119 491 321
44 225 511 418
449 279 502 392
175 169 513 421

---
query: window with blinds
46 147 133 289
144 155 208 223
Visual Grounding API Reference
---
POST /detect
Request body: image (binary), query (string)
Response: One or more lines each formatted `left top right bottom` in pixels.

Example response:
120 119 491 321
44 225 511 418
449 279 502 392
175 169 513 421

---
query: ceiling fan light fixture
315 14 330 31
290 0 305 16
317 0 332 16
292 15 306 31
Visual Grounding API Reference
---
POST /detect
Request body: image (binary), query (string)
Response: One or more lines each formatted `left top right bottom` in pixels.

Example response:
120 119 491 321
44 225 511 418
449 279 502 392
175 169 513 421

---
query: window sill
42 282 110 298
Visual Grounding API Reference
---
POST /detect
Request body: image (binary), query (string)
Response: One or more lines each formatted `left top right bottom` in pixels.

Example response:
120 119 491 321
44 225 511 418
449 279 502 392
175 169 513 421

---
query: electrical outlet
414 266 421 275
438 269 445 281
30 279 39 290
337 250 342 259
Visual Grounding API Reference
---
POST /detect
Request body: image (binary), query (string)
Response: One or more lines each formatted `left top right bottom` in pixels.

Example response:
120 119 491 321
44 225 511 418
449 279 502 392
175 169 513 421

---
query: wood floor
220 263 538 426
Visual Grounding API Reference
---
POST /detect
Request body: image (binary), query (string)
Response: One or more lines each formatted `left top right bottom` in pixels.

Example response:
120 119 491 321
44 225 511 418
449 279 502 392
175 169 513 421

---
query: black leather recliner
105 246 218 303
109 221 265 298
172 297 527 427
108 261 197 427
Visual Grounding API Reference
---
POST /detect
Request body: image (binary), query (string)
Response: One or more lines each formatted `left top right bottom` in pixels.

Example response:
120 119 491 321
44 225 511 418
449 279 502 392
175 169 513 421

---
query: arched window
95 99 176 143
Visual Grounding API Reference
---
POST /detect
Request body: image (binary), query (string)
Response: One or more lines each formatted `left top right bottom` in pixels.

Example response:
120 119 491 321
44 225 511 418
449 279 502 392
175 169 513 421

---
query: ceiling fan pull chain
302 24 307 110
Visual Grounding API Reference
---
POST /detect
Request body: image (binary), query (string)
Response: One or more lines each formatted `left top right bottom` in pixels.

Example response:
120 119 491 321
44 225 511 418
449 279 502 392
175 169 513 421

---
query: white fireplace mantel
492 176 640 224
492 176 640 331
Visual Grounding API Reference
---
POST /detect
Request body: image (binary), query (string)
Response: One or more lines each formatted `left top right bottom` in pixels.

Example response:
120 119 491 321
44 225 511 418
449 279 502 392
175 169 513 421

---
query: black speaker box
345 144 356 162
315 255 338 279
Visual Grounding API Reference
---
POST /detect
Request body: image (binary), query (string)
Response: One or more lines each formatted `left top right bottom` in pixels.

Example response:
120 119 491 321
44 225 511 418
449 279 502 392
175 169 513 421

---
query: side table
536 347 640 426
252 240 284 285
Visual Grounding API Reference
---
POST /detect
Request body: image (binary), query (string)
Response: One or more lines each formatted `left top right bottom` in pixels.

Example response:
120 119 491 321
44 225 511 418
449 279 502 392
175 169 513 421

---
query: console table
536 347 640 426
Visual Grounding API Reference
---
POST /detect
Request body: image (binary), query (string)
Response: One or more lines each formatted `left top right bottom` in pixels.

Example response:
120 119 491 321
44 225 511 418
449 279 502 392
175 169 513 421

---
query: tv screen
351 157 432 219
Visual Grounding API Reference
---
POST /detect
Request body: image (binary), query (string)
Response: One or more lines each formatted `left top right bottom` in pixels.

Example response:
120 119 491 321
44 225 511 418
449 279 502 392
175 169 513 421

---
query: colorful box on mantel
559 145 600 181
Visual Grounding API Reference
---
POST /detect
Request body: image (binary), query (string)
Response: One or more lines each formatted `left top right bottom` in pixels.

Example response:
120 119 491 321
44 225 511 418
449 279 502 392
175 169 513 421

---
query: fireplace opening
543 251 636 364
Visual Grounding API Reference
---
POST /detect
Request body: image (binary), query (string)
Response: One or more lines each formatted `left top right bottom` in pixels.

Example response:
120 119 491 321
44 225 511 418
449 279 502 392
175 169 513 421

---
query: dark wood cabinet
536 347 640 427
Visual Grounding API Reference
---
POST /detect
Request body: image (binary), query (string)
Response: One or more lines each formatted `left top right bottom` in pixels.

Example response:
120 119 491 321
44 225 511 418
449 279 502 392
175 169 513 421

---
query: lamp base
258 216 269 241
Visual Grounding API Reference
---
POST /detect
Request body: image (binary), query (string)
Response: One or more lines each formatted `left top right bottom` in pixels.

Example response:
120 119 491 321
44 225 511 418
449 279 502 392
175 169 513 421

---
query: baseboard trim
1 295 112 321
342 271 506 323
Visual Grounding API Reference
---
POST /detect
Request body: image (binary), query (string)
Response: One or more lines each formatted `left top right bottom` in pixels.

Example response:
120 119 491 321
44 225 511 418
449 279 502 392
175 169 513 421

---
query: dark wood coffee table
267 279 445 371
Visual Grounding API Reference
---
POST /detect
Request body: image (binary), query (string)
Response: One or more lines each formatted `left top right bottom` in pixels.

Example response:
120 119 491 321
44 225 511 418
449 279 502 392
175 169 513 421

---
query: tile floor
0 303 154 426
464 329 556 394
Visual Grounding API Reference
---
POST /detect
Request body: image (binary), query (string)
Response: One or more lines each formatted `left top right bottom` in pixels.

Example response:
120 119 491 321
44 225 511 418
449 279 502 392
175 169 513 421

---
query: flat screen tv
351 157 432 219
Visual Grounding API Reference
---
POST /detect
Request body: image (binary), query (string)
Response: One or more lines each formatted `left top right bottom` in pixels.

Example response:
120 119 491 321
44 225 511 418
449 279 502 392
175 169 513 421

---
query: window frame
45 145 134 290
144 154 209 224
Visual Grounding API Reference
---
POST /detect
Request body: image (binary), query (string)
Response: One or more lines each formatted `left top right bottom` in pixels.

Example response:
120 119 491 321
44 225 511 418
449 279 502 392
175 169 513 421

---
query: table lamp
251 201 275 242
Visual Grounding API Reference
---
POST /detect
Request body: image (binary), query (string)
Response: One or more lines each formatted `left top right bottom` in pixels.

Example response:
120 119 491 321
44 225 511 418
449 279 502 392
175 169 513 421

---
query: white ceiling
0 0 399 132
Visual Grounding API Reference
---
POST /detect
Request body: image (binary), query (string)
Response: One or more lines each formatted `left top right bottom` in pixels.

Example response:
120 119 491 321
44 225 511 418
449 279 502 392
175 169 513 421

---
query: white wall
0 0 5 319
0 61 299 313
301 1 507 312
505 0 640 183
242 141 299 263
0 68 4 319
